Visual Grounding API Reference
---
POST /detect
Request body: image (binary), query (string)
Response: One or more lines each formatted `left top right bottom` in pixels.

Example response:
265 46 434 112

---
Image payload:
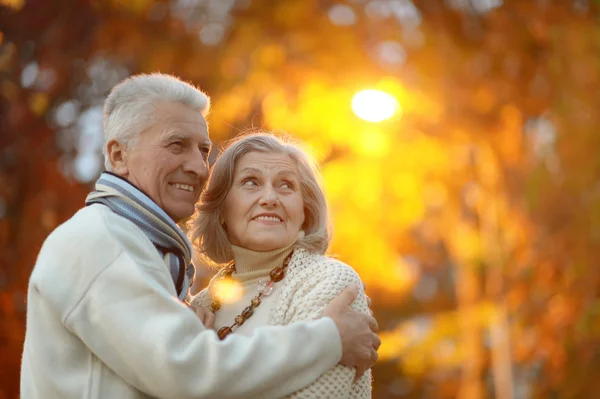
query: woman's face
222 151 305 251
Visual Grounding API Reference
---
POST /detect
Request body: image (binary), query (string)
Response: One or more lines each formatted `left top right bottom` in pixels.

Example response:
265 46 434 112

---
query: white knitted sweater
192 248 372 399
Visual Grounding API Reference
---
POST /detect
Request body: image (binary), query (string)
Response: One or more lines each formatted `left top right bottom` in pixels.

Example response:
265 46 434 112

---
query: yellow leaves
349 129 390 157
472 87 496 114
261 90 290 128
0 0 24 10
501 104 522 131
273 0 318 28
210 89 254 136
330 235 412 301
378 329 410 362
374 77 443 123
255 44 286 69
423 181 448 209
220 56 247 79
475 144 501 187
447 222 482 264
497 104 524 165
378 301 502 369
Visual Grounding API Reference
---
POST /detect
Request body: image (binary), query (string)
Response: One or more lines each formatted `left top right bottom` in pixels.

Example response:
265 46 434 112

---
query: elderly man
21 73 380 399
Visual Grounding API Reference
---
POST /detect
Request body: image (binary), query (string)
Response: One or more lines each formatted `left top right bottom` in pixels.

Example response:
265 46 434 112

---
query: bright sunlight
351 89 400 122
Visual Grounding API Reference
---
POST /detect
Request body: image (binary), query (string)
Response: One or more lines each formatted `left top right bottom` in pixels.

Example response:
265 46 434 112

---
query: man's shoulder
43 204 146 254
34 204 154 282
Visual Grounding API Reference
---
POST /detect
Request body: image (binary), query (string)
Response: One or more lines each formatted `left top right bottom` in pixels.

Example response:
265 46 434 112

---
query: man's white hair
103 73 211 170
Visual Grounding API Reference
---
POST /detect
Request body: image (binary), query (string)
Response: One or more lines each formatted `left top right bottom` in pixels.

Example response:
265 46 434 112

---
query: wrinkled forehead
234 151 299 174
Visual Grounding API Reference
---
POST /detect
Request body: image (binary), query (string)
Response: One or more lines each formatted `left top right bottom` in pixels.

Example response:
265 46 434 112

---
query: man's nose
183 151 209 180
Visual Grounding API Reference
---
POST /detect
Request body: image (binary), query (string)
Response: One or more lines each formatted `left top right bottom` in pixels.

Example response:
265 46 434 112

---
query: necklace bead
217 326 232 340
258 280 274 296
242 306 254 318
270 266 285 282
210 251 293 340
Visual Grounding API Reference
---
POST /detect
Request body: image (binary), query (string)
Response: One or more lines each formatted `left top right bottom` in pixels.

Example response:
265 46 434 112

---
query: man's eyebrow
163 132 187 141
163 133 211 148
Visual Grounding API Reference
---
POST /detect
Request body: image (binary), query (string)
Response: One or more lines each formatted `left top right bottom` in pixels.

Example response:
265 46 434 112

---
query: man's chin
166 203 196 224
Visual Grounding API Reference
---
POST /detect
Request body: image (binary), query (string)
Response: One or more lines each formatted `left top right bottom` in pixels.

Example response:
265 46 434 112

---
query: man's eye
170 141 184 148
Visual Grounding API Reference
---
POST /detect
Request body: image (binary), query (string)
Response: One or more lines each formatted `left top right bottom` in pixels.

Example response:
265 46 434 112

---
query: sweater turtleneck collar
230 231 305 277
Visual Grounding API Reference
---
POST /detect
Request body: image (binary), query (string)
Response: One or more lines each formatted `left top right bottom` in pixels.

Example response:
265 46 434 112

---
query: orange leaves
28 93 48 116
107 0 153 15
0 0 24 11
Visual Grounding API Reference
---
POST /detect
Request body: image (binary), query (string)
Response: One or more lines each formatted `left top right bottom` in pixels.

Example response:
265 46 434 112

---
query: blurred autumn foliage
2 0 600 398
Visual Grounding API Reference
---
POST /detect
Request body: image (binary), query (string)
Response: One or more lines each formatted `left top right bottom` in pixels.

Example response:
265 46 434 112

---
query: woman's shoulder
289 249 361 284
275 249 368 321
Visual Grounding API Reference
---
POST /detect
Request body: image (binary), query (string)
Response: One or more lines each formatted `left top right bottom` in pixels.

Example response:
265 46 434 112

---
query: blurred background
1 0 600 398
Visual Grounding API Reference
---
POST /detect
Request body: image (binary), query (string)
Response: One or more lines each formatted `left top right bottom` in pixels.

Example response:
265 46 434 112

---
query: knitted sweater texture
192 248 372 399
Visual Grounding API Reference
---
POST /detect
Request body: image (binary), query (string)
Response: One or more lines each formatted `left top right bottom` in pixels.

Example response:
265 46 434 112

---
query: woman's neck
231 241 296 275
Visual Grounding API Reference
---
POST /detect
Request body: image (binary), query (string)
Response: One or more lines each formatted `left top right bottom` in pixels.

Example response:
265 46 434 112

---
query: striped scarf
85 172 195 302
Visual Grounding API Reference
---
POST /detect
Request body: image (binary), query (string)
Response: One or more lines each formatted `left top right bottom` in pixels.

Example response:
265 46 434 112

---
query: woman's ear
106 139 129 176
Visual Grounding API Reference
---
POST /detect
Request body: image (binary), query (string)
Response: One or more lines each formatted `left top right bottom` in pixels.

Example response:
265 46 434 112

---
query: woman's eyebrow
239 167 262 174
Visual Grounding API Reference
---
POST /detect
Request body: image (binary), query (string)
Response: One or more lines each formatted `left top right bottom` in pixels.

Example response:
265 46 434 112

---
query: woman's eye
242 179 257 186
281 181 294 189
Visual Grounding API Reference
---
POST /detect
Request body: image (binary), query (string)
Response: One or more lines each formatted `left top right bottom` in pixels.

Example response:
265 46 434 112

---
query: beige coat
21 204 342 399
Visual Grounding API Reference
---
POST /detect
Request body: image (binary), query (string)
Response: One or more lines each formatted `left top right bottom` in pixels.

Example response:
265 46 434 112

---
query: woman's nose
259 186 278 206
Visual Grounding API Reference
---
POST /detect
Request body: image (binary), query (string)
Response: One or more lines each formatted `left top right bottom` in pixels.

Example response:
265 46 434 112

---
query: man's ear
106 139 129 176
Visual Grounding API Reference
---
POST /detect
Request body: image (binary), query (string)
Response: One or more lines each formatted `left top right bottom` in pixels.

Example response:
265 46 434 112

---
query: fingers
361 280 374 315
353 366 366 383
194 307 204 322
193 307 216 328
328 284 359 310
372 333 381 351
204 311 215 329
366 314 379 333
370 348 379 366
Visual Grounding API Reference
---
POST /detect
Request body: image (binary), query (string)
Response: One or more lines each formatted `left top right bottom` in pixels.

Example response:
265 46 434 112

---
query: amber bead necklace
211 251 294 340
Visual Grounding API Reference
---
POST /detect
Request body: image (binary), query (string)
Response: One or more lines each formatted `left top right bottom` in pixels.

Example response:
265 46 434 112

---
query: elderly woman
189 133 372 398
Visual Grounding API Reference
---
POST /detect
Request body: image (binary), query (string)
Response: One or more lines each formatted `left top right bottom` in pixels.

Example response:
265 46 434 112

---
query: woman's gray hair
103 73 210 170
189 132 332 266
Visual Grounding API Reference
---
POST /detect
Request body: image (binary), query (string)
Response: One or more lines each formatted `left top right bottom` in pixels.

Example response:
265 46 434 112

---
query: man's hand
323 284 380 382
191 304 215 329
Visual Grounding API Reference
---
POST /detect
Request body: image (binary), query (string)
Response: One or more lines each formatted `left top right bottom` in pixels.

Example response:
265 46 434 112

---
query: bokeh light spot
352 89 400 122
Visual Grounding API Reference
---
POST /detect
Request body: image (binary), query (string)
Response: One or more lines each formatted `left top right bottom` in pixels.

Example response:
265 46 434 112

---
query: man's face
112 101 211 223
